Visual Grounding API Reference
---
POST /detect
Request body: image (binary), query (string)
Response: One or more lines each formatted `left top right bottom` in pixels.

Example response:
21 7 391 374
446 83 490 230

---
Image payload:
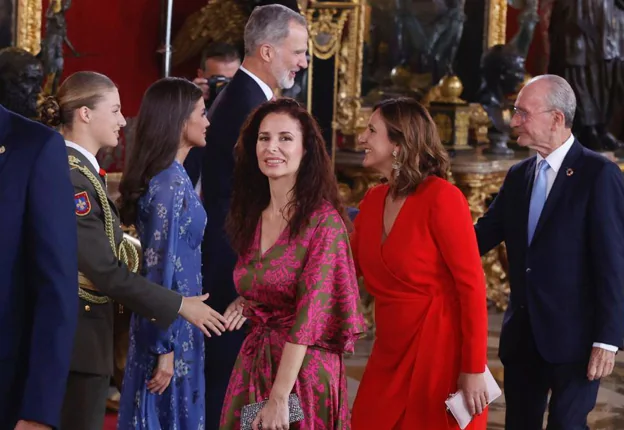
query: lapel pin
566 168 574 177
0 146 5 154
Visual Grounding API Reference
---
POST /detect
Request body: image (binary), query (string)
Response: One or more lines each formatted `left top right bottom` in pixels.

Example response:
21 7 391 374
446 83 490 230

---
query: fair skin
226 112 308 430
513 79 616 380
193 56 241 100
147 97 211 395
358 109 489 416
241 20 309 92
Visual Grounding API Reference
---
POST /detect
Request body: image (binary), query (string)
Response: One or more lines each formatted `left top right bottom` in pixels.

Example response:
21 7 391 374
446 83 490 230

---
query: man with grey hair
195 3 308 428
475 74 624 429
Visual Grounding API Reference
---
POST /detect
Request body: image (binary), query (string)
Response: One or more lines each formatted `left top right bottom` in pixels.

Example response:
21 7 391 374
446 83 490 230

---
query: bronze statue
547 0 624 150
40 0 79 95
476 44 527 155
0 47 44 119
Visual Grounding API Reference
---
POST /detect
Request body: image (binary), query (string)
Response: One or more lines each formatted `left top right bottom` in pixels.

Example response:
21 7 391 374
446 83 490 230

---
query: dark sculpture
547 0 624 151
476 44 527 155
0 47 44 119
40 0 79 95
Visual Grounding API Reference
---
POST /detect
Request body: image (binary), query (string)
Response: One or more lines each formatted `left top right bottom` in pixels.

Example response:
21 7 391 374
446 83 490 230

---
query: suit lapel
0 106 14 178
531 141 583 243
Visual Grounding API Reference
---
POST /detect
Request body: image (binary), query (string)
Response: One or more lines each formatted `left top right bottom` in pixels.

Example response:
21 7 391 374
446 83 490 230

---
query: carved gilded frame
312 0 508 147
15 0 41 54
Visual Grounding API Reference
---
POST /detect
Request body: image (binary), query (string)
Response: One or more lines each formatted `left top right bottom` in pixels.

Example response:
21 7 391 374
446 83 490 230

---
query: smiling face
88 88 126 149
256 112 305 180
182 97 210 148
358 109 397 176
270 21 309 89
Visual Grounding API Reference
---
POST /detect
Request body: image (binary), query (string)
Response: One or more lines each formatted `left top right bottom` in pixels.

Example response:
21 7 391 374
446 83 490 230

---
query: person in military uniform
39 71 228 430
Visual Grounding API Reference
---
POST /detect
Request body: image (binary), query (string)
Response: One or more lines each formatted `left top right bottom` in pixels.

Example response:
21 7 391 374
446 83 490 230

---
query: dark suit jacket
475 140 624 364
67 147 182 376
198 69 268 310
0 105 78 429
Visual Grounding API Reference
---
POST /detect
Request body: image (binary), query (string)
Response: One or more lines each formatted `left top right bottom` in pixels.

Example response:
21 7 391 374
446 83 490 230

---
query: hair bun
39 96 62 127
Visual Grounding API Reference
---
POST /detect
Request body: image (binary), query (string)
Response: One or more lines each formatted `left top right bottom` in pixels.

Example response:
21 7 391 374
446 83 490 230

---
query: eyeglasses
512 107 556 122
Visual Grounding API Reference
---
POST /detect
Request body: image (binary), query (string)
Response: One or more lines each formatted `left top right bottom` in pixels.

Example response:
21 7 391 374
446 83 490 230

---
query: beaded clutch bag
240 393 304 430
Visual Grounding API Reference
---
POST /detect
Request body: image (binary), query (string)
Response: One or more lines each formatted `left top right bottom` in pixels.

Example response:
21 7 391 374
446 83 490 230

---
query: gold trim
16 0 42 55
486 0 507 48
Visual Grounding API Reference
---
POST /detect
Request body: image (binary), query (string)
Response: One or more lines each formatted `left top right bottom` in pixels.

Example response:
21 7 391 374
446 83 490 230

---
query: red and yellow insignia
74 191 91 216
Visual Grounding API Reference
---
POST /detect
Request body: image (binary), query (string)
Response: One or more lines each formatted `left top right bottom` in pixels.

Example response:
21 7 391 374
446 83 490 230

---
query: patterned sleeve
287 209 366 354
138 175 185 355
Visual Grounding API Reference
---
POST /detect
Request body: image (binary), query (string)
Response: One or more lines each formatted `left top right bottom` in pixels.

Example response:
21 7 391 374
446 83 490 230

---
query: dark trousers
204 328 247 430
502 312 600 430
60 371 109 430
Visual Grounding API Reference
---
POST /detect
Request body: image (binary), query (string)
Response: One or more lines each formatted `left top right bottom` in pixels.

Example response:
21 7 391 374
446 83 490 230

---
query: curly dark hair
226 98 350 255
117 77 203 226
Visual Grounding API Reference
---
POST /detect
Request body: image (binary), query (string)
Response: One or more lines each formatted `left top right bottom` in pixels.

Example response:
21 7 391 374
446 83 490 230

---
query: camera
206 75 231 109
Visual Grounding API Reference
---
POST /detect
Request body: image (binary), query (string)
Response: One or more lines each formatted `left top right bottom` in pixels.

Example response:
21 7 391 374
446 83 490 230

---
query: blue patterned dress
118 161 207 430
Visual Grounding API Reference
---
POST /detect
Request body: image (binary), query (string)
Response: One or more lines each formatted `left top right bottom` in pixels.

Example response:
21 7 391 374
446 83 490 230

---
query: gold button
85 305 91 312
0 146 5 154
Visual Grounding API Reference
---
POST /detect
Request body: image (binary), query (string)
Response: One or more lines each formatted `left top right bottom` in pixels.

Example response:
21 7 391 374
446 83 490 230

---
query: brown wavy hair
374 97 450 198
117 77 203 226
226 98 350 255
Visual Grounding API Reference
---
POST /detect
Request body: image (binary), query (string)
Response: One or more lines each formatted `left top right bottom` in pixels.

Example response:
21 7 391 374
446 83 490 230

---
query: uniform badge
74 191 91 216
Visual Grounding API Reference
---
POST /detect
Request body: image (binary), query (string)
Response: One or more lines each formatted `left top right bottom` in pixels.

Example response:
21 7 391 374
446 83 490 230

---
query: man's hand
14 421 51 430
587 347 616 380
179 293 227 338
192 77 209 100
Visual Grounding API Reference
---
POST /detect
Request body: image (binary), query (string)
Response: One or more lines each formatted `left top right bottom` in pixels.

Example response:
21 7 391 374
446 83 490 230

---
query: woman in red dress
350 98 489 429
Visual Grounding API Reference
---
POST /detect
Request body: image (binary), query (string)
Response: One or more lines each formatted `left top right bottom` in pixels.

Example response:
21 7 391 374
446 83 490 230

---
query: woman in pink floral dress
219 98 366 430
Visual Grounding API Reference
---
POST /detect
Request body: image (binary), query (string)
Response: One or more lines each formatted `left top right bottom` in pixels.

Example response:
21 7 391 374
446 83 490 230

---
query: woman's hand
147 351 174 394
458 372 488 416
224 296 247 331
251 397 289 430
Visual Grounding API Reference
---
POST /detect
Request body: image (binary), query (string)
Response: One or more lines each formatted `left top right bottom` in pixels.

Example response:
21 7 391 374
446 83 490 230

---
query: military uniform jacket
67 147 182 376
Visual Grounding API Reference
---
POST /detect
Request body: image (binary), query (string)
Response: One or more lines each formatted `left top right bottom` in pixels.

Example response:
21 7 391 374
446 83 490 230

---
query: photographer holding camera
185 42 241 189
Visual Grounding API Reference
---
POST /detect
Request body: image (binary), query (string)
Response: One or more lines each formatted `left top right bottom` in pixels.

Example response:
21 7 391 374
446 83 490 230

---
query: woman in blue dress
116 77 213 429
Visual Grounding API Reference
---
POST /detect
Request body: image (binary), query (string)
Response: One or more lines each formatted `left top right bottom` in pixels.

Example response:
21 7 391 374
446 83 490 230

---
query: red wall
43 0 205 117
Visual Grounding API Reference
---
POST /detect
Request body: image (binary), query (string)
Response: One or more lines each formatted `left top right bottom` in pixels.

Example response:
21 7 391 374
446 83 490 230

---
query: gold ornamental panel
486 0 508 48
15 0 42 55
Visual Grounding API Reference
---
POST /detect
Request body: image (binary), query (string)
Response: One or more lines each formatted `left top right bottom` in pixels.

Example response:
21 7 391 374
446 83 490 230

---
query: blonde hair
40 71 117 128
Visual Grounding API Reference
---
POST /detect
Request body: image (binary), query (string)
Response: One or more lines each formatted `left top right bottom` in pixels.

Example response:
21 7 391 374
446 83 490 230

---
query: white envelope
444 366 502 429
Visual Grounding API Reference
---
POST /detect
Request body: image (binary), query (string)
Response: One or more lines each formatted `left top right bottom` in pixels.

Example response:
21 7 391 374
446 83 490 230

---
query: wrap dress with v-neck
350 176 488 429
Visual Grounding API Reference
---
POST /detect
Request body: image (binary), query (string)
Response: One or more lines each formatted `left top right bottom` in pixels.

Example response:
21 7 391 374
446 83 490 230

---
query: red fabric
103 412 117 430
350 177 488 429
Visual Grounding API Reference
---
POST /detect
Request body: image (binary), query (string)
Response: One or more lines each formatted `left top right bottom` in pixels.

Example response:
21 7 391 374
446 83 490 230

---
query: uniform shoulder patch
74 191 91 216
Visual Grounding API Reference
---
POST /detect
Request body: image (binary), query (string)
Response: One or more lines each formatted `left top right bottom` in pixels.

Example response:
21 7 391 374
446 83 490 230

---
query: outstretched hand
179 293 227 337
224 296 247 331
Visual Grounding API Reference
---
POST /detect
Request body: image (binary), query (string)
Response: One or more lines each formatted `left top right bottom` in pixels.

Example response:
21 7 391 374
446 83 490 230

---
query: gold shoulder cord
70 156 139 304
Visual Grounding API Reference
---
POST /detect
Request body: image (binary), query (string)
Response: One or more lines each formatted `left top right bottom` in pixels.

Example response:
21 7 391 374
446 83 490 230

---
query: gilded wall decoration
1 0 42 54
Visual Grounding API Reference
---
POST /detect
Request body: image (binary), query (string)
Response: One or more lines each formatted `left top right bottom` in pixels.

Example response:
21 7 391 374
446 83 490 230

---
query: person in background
350 97 489 429
198 5 309 428
186 42 241 191
0 104 77 430
475 74 624 429
220 97 366 429
39 71 227 430
116 77 211 429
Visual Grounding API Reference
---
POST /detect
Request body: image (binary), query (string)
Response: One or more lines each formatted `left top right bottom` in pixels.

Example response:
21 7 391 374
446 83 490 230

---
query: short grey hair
244 4 307 56
530 74 577 128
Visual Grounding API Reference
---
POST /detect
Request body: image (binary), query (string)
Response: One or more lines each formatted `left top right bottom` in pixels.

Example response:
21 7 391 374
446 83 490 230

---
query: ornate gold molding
486 0 508 48
16 0 42 55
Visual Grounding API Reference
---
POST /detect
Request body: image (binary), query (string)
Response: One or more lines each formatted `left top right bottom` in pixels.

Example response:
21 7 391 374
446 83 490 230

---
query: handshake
178 294 247 338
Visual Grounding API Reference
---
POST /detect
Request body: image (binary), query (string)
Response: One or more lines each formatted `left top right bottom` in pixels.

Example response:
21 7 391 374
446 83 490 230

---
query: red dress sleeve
429 183 488 373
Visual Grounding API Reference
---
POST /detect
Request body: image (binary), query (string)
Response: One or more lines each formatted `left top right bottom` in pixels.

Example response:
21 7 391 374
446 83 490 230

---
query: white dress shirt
534 134 617 353
66 140 100 173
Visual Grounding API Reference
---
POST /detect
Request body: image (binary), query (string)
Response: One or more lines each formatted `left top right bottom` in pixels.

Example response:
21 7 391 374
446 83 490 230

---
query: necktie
528 159 550 244
99 168 107 177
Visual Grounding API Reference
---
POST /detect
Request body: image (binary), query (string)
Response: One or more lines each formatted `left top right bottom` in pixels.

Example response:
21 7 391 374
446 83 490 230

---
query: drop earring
391 148 401 178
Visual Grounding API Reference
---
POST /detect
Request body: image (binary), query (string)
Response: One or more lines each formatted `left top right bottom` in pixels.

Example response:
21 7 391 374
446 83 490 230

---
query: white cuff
592 342 619 352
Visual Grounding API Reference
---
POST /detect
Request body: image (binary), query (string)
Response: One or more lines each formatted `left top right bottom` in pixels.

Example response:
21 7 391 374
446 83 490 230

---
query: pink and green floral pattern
219 202 366 429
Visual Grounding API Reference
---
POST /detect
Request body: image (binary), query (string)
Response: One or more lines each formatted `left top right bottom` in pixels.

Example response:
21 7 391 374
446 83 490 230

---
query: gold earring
391 149 401 178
